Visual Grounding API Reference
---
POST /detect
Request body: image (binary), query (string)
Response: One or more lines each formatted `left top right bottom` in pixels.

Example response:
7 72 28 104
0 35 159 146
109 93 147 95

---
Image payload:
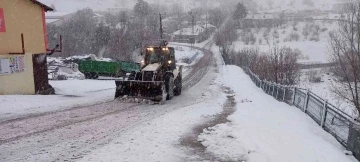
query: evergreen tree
233 3 248 20
134 0 151 18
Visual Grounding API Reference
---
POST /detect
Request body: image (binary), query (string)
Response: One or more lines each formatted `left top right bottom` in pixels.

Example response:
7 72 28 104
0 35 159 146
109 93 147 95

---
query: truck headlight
168 60 172 64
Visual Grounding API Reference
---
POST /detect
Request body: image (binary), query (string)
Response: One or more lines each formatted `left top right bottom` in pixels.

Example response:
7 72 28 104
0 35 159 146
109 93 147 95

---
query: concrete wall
0 0 47 95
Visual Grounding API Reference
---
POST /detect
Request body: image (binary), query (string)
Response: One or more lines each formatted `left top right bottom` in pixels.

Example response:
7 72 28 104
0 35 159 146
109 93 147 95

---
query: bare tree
267 45 300 84
328 0 360 117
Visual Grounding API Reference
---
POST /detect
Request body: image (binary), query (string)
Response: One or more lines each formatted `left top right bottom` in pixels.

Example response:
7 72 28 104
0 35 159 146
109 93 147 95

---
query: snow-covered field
298 68 356 117
233 20 338 63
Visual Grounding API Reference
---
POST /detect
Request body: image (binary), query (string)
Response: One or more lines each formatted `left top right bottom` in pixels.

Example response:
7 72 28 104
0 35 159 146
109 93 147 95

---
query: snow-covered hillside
253 0 339 12
233 20 339 63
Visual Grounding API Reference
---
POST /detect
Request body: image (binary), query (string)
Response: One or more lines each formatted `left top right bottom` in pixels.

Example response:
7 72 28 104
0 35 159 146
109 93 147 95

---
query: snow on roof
45 11 72 17
46 19 61 24
65 54 113 62
28 0 53 11
94 13 104 17
173 25 204 36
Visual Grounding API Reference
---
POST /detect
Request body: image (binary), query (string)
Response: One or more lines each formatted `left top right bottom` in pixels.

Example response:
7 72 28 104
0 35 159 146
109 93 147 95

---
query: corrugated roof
28 0 54 11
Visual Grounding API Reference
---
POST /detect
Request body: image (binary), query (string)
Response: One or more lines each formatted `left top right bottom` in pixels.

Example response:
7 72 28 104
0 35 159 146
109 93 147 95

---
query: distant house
172 25 205 43
332 2 353 13
45 12 75 26
243 13 280 28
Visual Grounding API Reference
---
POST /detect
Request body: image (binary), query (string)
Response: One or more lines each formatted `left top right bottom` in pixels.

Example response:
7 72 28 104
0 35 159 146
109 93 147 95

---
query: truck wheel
91 72 99 79
174 75 182 96
85 72 91 79
165 76 174 100
93 73 99 79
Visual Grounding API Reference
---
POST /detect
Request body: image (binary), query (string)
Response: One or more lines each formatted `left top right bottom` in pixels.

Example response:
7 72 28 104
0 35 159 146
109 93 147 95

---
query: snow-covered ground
0 80 115 121
298 68 356 117
198 65 356 162
77 40 355 161
77 64 356 162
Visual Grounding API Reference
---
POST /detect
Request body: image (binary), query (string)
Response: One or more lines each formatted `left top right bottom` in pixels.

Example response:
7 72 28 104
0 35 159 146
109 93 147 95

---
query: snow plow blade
115 80 165 102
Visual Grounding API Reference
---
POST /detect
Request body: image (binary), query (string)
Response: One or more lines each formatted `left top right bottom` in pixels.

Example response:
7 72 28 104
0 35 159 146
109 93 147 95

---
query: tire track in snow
180 86 237 162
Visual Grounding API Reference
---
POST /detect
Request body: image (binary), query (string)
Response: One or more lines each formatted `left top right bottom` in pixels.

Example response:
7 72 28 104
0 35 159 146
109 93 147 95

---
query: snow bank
198 65 357 162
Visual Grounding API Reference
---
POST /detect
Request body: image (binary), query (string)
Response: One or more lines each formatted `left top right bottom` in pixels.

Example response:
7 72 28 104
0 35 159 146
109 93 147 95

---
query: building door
32 53 52 94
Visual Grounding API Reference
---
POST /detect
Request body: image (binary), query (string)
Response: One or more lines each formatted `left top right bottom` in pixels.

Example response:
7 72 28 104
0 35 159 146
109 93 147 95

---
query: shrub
288 32 300 41
181 57 191 64
310 35 320 42
263 28 270 38
308 71 322 83
273 30 280 38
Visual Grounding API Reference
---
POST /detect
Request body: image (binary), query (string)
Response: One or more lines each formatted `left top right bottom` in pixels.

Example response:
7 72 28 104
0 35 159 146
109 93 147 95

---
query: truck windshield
147 50 161 64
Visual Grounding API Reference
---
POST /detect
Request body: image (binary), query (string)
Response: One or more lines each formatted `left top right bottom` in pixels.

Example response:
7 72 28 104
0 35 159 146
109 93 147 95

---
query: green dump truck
78 60 140 79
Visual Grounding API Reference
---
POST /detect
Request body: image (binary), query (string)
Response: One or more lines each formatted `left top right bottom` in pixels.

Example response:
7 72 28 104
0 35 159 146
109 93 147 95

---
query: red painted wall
0 8 6 32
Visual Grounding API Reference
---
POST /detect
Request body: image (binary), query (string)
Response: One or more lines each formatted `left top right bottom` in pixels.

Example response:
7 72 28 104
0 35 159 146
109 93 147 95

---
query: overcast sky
39 0 340 13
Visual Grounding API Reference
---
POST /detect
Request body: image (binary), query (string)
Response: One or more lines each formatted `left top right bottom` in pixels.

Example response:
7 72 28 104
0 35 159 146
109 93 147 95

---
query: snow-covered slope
233 20 338 63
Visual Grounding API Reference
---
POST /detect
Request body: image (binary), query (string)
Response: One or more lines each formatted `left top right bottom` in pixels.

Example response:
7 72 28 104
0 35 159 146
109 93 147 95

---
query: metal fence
244 68 354 148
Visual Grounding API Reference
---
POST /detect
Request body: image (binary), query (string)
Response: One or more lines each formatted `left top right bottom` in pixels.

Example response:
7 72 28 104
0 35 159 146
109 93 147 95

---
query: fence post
276 84 280 100
304 90 310 113
271 83 275 96
292 87 297 105
320 100 328 127
283 87 286 102
265 81 268 93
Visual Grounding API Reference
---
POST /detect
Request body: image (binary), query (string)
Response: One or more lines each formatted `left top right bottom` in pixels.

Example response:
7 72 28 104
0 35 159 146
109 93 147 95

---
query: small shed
172 25 205 43
0 0 55 95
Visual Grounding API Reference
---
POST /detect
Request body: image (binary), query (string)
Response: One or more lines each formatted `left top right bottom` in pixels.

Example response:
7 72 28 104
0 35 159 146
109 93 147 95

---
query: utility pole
159 13 163 39
188 11 197 49
157 12 168 46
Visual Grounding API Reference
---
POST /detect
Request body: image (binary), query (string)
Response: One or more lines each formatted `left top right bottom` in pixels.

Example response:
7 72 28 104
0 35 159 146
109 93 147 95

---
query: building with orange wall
0 0 54 95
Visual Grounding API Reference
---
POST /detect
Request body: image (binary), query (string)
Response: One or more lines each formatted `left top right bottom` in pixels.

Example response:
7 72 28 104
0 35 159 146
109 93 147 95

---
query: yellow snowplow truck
115 45 182 102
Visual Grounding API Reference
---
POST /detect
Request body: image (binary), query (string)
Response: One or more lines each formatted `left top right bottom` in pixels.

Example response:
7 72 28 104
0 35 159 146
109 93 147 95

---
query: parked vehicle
78 60 140 79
